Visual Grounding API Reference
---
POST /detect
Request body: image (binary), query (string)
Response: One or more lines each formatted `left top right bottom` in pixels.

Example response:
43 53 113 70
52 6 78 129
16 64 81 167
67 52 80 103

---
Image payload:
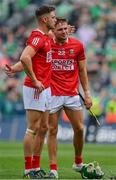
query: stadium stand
0 0 116 142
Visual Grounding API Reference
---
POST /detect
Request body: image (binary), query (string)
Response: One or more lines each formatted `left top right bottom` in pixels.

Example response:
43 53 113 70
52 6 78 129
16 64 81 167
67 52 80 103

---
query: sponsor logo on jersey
52 59 74 70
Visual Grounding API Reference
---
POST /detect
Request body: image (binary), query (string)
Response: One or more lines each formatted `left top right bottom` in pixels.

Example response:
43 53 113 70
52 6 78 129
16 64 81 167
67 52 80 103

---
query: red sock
75 156 83 165
25 156 32 170
50 164 57 170
32 155 40 169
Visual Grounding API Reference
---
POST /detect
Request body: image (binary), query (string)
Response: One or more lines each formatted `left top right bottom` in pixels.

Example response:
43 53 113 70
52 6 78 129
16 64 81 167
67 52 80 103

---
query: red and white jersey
51 37 85 96
24 29 52 89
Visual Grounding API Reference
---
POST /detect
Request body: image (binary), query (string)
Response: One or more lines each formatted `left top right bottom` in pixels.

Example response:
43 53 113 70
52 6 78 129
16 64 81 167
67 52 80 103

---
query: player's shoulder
68 37 83 46
29 29 44 38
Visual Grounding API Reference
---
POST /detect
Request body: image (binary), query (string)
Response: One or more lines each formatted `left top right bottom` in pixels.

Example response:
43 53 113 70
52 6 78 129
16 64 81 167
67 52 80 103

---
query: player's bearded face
54 22 68 41
46 11 56 29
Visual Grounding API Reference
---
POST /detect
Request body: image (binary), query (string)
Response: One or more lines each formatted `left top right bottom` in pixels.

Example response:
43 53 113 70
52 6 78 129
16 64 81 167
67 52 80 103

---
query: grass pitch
0 141 116 179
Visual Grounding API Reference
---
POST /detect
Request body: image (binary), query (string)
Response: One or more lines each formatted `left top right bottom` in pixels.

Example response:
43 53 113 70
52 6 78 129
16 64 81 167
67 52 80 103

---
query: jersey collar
53 37 69 45
35 28 45 35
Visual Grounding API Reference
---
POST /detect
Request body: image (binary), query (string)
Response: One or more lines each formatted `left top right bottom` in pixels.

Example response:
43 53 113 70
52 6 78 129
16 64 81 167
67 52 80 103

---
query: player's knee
39 124 48 136
48 125 58 136
78 126 84 135
74 124 84 134
79 124 84 131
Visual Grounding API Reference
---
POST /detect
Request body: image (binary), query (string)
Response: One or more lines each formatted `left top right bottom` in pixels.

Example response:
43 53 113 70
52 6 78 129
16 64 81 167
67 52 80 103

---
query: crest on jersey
70 49 74 54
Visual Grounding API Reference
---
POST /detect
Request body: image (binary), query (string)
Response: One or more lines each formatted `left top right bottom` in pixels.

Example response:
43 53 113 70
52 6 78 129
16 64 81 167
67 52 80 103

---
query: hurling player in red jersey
4 19 75 179
4 18 92 179
45 18 93 178
5 6 56 179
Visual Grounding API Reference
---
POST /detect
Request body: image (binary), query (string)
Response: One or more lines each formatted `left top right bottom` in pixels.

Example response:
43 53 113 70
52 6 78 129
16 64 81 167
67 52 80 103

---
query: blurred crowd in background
0 0 116 125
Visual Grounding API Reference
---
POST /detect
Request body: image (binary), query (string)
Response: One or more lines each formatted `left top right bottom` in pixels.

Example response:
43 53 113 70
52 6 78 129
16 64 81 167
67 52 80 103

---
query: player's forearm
20 56 37 82
79 66 90 96
12 62 24 72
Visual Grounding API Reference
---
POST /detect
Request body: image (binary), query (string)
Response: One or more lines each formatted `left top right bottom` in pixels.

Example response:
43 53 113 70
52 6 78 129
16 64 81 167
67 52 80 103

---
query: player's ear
41 15 48 23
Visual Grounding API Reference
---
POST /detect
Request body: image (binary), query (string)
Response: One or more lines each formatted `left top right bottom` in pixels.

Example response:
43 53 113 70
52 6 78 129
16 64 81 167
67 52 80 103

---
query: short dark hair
35 5 55 19
55 17 68 26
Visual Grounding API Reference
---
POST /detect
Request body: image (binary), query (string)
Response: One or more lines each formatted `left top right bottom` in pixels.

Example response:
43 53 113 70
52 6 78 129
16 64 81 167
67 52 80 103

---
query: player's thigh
64 107 84 129
49 110 61 131
26 109 43 130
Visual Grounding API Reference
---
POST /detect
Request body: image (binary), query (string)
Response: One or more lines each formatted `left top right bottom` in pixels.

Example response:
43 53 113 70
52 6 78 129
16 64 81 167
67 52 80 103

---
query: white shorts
50 95 82 114
23 86 51 112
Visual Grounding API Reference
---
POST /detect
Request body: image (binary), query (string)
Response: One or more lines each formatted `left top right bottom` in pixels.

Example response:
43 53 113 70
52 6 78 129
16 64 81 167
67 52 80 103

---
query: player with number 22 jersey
51 37 85 96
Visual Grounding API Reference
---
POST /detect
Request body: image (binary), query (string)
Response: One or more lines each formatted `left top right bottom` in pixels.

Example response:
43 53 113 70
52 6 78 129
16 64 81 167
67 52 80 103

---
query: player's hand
4 64 15 77
68 25 76 35
33 80 45 93
84 95 92 110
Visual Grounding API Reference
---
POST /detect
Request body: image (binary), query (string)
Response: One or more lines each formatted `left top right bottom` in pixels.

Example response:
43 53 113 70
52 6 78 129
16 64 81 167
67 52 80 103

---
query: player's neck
38 24 49 34
55 38 67 45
